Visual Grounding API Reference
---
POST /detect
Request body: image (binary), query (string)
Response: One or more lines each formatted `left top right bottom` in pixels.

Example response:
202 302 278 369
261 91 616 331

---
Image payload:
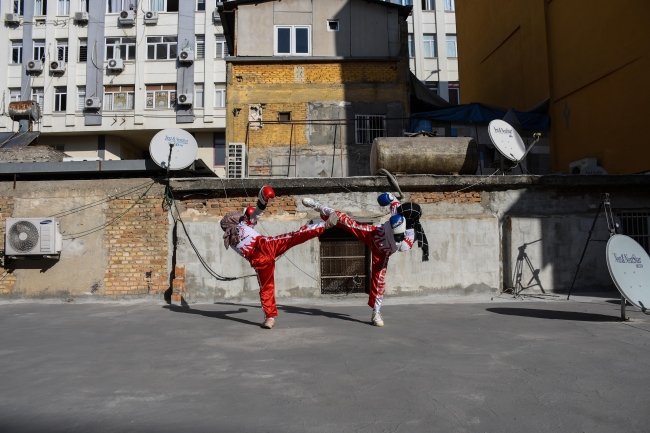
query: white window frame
77 86 86 110
423 34 437 58
78 38 88 62
196 0 205 11
274 25 311 56
215 35 228 58
33 40 46 61
56 40 69 62
80 0 89 12
104 86 135 111
57 0 70 15
34 0 47 15
11 41 23 64
146 36 178 60
446 34 458 58
9 88 22 103
148 0 179 12
54 87 67 112
145 85 176 109
31 88 44 107
407 34 415 58
422 0 435 11
13 0 25 15
214 88 225 108
105 37 136 61
444 0 455 11
194 83 204 109
355 115 386 145
106 0 137 14
195 35 205 59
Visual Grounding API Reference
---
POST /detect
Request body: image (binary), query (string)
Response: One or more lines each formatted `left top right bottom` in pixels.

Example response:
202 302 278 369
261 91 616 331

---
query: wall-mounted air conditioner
118 10 135 25
74 11 89 23
26 60 44 72
107 58 124 72
179 50 194 64
50 60 66 73
5 13 20 24
144 11 158 24
213 11 221 25
5 218 62 257
85 97 101 109
570 158 608 175
227 143 246 179
177 94 193 107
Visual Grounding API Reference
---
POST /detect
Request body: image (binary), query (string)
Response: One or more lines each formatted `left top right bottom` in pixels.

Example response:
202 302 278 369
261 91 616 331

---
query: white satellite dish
488 119 527 162
606 234 650 311
149 128 198 170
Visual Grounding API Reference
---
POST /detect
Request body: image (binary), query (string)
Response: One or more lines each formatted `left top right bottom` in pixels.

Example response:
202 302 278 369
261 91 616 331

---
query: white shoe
324 212 338 229
302 198 321 211
371 311 384 327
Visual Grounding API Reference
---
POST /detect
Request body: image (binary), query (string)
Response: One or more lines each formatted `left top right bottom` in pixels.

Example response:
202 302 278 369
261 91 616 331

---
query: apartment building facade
1 0 229 175
392 0 458 104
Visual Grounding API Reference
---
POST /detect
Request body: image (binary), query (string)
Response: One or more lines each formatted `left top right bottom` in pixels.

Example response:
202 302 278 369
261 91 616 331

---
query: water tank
370 137 479 175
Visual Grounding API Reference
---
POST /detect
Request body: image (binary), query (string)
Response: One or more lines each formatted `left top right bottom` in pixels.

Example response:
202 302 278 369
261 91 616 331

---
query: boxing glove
257 186 276 210
389 214 406 243
378 192 396 207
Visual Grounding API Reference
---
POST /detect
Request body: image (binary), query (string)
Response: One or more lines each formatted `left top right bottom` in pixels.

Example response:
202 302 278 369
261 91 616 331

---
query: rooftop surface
1 295 648 432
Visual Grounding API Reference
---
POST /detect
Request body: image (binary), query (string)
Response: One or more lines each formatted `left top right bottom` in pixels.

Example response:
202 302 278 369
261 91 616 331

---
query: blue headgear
389 214 406 242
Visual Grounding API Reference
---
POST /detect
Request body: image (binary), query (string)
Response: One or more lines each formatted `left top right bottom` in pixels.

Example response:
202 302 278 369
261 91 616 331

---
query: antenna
488 119 541 165
149 128 198 174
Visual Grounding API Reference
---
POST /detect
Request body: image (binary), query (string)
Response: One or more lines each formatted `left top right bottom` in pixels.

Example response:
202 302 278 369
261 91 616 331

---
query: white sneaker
371 311 384 327
324 212 338 229
302 198 321 211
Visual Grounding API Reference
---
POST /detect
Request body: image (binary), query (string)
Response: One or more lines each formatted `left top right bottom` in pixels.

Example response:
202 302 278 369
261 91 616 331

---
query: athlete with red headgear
221 186 338 329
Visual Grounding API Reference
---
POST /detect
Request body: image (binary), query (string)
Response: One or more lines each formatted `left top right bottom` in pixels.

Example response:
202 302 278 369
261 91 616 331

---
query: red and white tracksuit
319 203 414 311
234 219 326 319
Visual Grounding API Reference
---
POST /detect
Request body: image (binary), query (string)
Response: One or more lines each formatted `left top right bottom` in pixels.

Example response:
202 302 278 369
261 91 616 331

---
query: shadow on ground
486 307 621 322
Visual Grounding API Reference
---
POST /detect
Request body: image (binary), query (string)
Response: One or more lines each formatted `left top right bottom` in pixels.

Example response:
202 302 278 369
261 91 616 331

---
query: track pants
247 222 326 318
321 208 391 311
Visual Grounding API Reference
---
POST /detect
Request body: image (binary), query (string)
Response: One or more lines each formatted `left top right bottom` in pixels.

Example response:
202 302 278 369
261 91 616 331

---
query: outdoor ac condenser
118 10 135 25
74 11 89 23
144 11 158 24
227 143 247 179
5 218 62 257
50 60 66 73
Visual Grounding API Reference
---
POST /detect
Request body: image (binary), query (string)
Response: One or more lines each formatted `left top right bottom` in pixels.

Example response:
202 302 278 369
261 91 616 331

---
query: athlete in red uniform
221 186 338 329
303 193 425 327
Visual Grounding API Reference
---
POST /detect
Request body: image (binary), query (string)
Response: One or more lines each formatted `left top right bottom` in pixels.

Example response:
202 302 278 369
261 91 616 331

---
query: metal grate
355 114 386 144
617 211 650 254
227 143 246 178
320 228 369 295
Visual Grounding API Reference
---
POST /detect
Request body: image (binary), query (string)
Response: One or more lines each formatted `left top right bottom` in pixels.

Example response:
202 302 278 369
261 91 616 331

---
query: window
446 34 458 57
195 35 205 59
146 36 178 60
146 84 176 109
106 37 136 61
278 112 291 122
274 26 311 56
355 115 386 145
444 0 455 11
81 0 89 12
214 88 225 108
319 227 369 295
57 40 69 62
77 86 86 110
35 0 47 15
149 0 178 12
9 89 21 103
448 82 460 105
327 20 339 32
197 0 205 11
215 35 229 58
617 211 650 254
422 0 434 11
407 34 415 58
213 133 226 166
11 41 23 64
195 83 204 108
54 87 67 112
423 34 437 58
33 40 46 61
107 0 137 13
13 0 25 15
31 88 44 107
78 39 88 62
104 85 135 110
58 0 70 15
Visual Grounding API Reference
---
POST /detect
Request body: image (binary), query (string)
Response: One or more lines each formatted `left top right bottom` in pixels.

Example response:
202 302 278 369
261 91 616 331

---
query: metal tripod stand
566 193 627 320
511 239 551 298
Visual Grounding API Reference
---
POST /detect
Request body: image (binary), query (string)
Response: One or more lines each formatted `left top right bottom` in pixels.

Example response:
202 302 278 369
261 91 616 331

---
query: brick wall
0 197 16 294
103 189 169 297
182 195 298 217
408 192 482 204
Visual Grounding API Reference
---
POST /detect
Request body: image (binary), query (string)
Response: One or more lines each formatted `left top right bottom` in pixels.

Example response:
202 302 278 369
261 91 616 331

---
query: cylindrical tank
370 137 479 175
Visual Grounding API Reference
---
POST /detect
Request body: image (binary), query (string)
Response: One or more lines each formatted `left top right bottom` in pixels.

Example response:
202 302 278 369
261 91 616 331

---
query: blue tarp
409 103 550 132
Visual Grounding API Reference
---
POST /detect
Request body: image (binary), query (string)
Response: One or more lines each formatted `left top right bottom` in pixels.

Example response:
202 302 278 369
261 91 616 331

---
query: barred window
320 227 369 295
617 211 650 254
78 39 88 62
355 115 386 144
195 35 205 59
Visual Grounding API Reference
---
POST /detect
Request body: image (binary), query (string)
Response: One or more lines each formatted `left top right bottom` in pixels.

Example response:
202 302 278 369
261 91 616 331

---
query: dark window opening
320 227 369 295
214 132 226 166
278 112 291 122
327 20 339 32
617 211 650 254
167 0 179 12
277 28 291 54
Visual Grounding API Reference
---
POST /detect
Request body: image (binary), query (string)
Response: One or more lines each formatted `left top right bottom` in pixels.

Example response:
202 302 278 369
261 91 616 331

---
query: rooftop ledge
224 56 403 63
169 174 650 195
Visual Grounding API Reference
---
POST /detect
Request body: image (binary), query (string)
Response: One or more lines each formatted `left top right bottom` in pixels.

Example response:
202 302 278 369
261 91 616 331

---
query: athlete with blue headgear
302 193 416 327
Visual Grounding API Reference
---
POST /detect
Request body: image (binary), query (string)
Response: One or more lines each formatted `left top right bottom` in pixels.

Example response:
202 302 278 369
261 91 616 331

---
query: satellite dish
606 234 650 311
488 119 527 162
149 128 198 170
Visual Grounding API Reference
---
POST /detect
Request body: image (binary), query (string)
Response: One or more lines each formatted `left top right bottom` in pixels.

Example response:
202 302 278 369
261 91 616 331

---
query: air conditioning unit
177 93 193 107
118 10 135 25
5 13 20 24
227 143 247 179
179 50 194 64
213 11 221 25
74 11 89 23
570 158 608 175
26 60 44 72
85 97 101 109
107 58 124 72
50 60 66 73
144 10 158 24
5 218 62 257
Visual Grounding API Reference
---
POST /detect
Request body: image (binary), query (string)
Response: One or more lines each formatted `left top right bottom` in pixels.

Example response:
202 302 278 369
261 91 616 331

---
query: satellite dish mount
488 119 541 175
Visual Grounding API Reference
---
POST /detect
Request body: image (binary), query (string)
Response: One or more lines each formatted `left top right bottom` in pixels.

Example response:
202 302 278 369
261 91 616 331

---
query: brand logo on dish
614 253 643 268
493 126 513 138
165 135 189 147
